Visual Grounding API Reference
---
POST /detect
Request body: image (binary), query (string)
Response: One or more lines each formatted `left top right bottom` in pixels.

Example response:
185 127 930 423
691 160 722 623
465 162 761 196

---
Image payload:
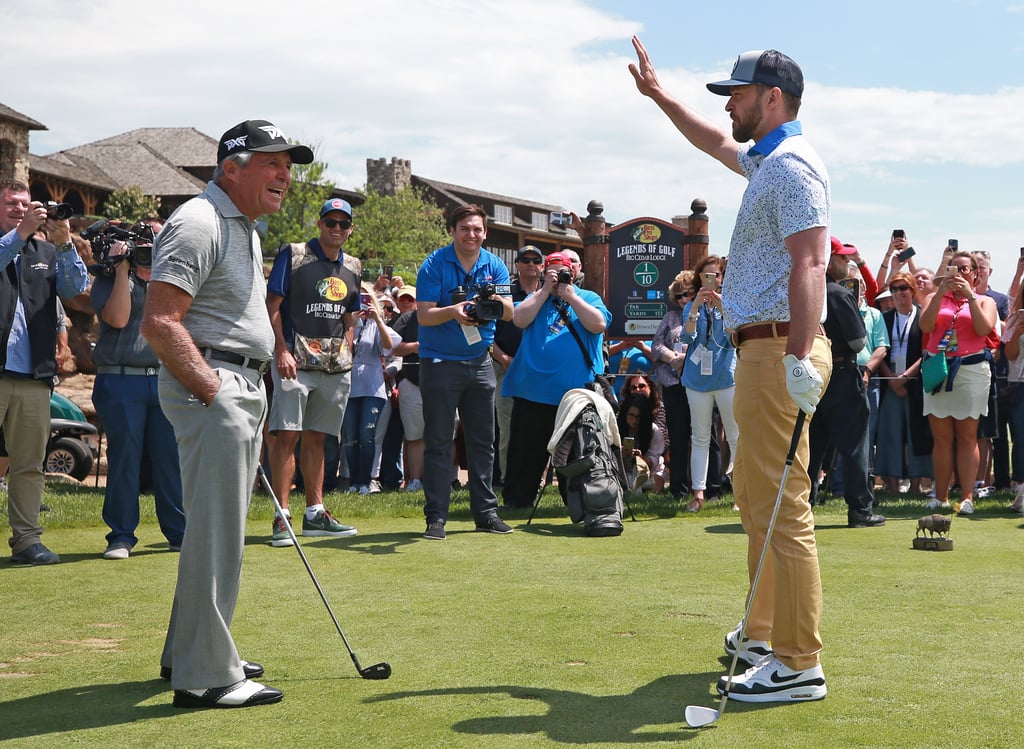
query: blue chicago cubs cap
706 50 804 99
320 198 353 218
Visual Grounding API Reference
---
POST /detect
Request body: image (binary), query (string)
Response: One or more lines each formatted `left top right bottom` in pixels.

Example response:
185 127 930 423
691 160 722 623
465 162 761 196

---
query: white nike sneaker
717 655 827 703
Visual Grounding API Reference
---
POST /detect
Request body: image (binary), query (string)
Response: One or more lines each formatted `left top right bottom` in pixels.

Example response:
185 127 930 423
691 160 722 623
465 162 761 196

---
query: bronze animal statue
916 514 952 538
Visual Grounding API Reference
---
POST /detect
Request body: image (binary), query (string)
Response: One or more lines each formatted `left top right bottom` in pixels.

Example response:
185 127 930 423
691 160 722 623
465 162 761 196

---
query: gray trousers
158 364 266 690
421 354 499 524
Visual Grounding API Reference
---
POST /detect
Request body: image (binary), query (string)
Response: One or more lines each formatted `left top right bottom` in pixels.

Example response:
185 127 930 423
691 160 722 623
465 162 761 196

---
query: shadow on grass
0 680 177 742
701 523 745 535
245 531 422 555
365 674 769 743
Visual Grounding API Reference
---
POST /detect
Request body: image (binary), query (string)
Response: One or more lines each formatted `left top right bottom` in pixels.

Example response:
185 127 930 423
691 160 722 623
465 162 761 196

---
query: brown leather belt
731 321 825 347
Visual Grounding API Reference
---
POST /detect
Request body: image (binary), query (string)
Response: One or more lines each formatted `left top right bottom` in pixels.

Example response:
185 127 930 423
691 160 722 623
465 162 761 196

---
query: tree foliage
344 186 449 280
262 148 335 255
101 185 161 223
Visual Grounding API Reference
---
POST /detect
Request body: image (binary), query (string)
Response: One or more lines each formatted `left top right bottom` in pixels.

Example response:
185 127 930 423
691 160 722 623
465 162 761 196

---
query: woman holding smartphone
678 255 739 513
343 283 399 494
919 251 997 515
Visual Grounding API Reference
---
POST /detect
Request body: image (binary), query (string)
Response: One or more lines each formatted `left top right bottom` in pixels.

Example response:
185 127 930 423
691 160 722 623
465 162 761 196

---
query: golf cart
47 391 99 481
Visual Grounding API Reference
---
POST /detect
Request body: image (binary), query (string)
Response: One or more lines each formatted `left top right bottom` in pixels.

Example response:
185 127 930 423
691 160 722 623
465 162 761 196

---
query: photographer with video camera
89 221 185 560
1 179 89 565
416 204 514 540
499 251 610 509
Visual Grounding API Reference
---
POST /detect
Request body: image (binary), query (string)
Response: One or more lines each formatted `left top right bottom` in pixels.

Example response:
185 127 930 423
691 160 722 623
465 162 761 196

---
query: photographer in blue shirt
416 205 513 540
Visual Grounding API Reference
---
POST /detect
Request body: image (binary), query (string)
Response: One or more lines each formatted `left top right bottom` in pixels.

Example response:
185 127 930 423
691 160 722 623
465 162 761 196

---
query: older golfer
142 120 313 709
631 38 832 703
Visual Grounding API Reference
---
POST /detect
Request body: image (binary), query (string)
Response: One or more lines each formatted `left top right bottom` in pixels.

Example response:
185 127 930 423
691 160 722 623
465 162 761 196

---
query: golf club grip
786 410 807 464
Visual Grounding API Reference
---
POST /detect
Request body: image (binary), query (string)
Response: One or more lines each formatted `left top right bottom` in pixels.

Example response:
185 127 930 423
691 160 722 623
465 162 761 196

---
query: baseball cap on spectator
396 285 416 300
516 245 543 261
545 251 572 270
217 119 314 164
830 236 857 256
320 198 353 218
706 50 804 99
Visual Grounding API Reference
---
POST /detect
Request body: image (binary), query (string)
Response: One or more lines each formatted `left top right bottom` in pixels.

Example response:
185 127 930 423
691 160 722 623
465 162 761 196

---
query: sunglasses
675 291 694 300
382 306 395 313
890 285 912 292
323 218 352 230
517 256 543 264
630 383 649 391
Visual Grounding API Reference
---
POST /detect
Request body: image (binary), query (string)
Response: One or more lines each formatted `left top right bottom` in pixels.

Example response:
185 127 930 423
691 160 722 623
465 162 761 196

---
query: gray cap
706 50 804 99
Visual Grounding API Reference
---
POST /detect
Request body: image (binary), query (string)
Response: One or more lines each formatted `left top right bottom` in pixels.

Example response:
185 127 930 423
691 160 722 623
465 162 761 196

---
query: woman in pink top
919 251 997 515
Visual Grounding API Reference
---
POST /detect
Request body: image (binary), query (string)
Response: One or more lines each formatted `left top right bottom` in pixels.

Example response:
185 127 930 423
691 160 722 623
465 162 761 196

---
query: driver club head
360 662 392 680
684 705 720 728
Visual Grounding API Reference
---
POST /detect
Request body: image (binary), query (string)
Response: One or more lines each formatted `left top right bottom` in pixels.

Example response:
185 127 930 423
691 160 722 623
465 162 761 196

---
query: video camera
81 219 155 277
452 283 511 323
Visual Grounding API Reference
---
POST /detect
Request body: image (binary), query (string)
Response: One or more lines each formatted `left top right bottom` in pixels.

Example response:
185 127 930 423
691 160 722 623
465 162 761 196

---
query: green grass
2 483 1022 748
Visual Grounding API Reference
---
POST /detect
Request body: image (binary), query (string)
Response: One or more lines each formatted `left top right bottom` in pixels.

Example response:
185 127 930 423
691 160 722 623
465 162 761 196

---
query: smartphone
945 265 956 278
948 239 959 250
549 211 572 228
622 436 635 454
361 268 372 282
383 264 394 279
1019 247 1024 258
892 229 906 240
897 246 916 262
701 271 718 287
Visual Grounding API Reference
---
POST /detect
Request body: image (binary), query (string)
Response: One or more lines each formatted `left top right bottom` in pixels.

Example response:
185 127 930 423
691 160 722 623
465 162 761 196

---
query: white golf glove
782 353 824 415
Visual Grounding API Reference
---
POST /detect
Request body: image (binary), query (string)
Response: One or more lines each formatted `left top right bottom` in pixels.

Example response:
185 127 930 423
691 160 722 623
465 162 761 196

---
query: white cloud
5 0 1022 287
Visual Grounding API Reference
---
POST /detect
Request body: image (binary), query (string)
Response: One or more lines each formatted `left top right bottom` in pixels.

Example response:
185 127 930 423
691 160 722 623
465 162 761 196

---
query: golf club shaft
257 465 367 673
716 409 807 717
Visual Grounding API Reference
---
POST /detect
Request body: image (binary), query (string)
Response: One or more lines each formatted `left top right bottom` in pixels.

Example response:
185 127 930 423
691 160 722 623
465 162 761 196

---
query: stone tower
366 157 412 196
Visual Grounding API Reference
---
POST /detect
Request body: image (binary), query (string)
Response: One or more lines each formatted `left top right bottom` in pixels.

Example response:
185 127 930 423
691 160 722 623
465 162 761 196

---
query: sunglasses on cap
323 218 352 230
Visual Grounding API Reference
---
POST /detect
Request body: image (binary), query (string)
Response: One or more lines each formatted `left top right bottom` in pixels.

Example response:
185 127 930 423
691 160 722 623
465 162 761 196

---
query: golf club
257 465 391 680
685 409 807 728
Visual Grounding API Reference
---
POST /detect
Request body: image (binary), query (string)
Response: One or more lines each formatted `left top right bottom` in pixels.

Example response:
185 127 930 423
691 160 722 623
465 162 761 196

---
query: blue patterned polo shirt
720 120 830 331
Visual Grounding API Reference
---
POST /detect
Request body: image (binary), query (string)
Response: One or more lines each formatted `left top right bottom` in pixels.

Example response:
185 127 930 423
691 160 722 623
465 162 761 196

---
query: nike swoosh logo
770 671 802 684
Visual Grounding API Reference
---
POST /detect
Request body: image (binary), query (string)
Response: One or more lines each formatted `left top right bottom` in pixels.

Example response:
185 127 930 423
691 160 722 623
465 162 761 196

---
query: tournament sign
606 218 686 339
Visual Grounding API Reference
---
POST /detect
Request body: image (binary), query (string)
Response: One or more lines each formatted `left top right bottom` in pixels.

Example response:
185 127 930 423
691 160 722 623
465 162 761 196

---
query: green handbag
921 352 948 393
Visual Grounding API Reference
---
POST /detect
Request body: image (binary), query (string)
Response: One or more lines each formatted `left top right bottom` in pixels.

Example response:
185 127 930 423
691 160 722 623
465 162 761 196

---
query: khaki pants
0 377 50 554
732 334 831 671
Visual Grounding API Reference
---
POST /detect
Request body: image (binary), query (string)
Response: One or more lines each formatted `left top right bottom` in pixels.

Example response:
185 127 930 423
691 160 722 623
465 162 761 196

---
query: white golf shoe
717 655 827 703
724 622 773 668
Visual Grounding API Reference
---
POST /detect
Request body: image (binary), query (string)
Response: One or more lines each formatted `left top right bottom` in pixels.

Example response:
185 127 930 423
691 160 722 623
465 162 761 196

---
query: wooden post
581 200 609 297
686 198 709 270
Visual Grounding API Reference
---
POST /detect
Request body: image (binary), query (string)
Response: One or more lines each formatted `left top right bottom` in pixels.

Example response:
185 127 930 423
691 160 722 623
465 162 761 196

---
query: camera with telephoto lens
460 283 511 323
44 201 74 220
81 219 155 277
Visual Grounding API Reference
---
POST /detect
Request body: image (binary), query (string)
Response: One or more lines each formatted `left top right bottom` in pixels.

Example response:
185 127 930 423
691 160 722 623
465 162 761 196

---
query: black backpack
552 404 628 536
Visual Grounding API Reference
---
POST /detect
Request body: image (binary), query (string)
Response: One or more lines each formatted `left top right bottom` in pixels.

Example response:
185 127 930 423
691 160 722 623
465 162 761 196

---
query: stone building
367 157 582 268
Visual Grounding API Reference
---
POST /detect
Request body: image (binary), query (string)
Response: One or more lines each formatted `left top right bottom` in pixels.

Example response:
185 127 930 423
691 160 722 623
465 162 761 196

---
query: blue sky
6 0 1024 291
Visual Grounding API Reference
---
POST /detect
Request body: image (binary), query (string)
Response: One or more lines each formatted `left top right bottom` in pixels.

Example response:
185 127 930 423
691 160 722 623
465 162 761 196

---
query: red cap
545 251 572 269
830 236 857 256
